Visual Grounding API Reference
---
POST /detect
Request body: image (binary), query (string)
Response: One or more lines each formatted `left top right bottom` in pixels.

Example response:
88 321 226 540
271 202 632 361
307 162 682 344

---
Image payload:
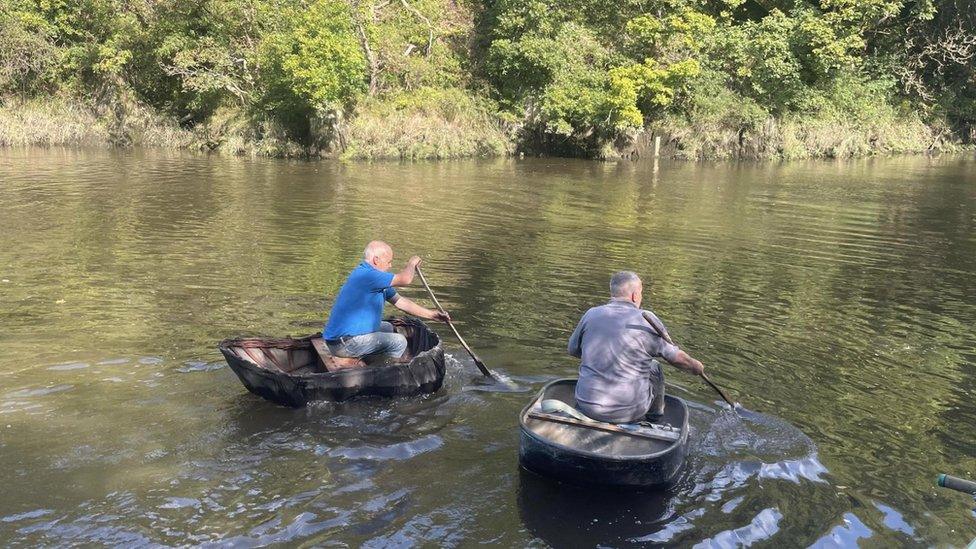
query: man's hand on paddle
432 310 451 323
391 256 423 286
670 350 705 376
391 295 450 323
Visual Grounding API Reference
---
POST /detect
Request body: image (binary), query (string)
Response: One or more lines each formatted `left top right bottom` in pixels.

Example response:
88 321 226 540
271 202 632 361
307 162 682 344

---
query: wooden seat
311 338 365 372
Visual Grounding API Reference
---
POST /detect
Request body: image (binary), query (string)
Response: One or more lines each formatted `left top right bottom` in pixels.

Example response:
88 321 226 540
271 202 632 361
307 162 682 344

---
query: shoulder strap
641 310 674 345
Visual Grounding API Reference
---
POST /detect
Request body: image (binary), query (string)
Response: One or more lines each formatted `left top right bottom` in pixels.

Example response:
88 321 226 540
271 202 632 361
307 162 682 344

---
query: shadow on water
221 389 458 447
517 468 676 547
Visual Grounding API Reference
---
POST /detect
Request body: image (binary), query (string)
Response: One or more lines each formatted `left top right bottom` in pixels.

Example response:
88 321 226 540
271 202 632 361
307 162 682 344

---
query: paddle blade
472 357 493 378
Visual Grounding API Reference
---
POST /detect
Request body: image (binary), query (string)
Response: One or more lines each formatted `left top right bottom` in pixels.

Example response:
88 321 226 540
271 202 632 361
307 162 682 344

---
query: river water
1 148 974 547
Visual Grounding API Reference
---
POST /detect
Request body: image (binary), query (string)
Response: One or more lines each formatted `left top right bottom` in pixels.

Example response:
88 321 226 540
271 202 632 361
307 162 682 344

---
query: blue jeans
326 322 408 362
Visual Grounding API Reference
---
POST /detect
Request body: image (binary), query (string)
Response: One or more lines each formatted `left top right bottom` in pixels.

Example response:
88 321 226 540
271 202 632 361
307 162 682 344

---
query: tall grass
649 112 942 161
0 95 196 148
0 84 955 161
0 97 108 146
629 72 951 161
342 88 512 160
200 106 311 158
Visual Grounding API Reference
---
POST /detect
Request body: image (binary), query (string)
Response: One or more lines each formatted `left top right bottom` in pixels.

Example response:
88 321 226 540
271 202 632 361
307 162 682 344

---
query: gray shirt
569 299 680 423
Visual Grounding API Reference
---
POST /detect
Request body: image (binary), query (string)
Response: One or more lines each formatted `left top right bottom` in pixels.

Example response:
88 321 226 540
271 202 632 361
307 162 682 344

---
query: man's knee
389 333 408 357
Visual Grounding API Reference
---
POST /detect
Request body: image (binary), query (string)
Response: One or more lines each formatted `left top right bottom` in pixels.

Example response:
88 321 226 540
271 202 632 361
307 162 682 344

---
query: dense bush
0 0 972 157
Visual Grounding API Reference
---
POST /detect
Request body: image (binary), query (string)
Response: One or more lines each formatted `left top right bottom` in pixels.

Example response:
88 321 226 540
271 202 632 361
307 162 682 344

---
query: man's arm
390 256 422 287
640 310 704 376
665 349 704 376
568 316 585 358
392 296 450 322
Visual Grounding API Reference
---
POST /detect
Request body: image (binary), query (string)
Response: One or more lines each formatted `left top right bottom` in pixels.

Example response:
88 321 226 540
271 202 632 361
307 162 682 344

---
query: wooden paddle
415 266 493 378
640 310 736 409
526 411 681 442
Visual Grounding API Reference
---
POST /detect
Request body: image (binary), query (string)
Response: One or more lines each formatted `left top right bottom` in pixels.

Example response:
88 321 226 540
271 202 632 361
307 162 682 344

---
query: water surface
1 148 975 546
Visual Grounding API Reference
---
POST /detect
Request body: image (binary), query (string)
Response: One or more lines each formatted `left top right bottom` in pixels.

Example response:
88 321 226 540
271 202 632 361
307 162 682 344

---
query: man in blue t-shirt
323 240 449 364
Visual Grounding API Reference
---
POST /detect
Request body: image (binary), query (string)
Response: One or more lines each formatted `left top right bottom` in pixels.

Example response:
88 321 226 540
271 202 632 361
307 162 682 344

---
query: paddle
640 310 737 409
415 265 493 378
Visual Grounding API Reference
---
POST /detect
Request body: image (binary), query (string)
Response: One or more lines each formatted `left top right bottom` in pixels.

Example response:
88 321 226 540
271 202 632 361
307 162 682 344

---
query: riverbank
0 95 960 161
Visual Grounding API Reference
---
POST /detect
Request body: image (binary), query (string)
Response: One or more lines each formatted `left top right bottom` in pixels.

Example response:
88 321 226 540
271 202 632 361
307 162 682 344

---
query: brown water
1 147 975 547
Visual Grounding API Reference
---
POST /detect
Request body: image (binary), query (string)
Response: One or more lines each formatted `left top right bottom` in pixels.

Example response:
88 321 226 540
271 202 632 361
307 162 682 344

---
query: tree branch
398 0 434 57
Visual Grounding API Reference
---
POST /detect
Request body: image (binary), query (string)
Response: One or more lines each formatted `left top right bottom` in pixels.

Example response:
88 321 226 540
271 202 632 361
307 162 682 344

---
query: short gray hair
610 271 641 297
363 240 392 261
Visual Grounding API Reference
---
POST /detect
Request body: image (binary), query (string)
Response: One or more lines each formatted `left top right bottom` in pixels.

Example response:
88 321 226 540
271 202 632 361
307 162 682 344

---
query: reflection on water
518 469 675 546
1 148 975 545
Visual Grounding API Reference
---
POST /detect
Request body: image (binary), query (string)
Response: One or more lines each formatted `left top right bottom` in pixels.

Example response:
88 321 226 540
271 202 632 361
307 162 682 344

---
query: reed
0 96 197 149
341 88 512 160
641 112 946 161
0 92 956 162
0 97 107 146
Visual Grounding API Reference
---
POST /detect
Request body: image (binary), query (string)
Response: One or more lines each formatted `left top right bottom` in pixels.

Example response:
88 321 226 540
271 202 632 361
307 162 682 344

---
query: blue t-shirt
323 261 399 339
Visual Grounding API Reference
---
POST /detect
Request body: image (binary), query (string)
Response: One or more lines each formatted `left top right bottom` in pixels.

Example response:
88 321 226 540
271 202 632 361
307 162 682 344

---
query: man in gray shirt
569 271 705 423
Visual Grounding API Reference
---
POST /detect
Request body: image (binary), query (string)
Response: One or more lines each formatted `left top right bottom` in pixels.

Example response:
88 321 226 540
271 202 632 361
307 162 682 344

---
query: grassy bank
0 91 511 160
0 95 196 149
0 94 957 161
628 112 947 161
0 97 107 147
342 88 511 160
615 74 957 161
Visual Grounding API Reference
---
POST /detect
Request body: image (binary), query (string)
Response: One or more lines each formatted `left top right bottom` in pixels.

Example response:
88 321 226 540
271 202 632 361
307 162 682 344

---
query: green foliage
623 9 716 63
608 58 701 128
264 0 364 113
486 1 574 100
713 7 866 113
250 0 365 142
485 0 710 150
527 23 610 136
143 0 271 113
365 0 466 92
0 4 56 93
27 0 139 87
679 68 768 131
2 0 973 157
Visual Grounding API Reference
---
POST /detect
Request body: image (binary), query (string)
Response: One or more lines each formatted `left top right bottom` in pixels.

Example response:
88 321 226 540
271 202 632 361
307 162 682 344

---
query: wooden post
653 135 661 175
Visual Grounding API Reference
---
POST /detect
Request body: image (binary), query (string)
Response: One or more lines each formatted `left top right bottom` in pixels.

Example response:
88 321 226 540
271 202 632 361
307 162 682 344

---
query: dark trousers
646 359 666 417
576 360 667 424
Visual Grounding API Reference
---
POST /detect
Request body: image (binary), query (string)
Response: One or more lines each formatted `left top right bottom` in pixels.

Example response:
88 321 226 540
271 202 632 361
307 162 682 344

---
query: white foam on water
46 362 89 371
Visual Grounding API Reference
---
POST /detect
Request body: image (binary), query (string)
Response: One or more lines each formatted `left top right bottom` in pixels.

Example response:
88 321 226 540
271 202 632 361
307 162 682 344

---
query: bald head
363 240 394 271
364 240 392 262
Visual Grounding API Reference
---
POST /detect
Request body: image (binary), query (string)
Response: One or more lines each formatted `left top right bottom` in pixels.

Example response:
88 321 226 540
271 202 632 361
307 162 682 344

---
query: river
1 147 974 546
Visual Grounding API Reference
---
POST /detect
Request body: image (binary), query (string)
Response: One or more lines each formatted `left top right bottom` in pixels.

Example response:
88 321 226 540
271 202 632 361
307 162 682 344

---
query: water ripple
1 151 974 546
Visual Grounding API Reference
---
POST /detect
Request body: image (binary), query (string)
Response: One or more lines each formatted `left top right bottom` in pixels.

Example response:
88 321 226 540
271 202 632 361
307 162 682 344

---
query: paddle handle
415 266 493 378
938 474 976 495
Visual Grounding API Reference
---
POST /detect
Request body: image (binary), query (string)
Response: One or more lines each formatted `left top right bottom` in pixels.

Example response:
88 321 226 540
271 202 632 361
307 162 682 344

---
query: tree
258 0 366 141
